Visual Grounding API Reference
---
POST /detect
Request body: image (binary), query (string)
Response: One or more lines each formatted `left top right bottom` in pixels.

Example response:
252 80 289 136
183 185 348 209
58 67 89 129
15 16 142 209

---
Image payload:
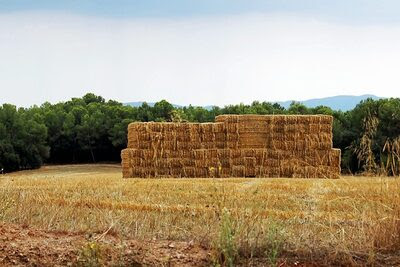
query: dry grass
1 164 399 265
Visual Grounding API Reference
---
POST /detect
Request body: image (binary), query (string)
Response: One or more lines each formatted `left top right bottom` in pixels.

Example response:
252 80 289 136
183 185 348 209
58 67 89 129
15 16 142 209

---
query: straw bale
200 142 214 149
121 149 130 158
286 116 298 124
241 149 255 157
206 149 218 158
200 123 214 133
194 160 206 168
295 124 308 134
213 123 225 132
160 140 176 150
272 124 285 134
204 157 219 167
215 132 226 142
232 158 245 166
265 167 280 177
129 149 142 158
194 149 208 160
320 133 333 143
156 168 170 177
282 141 295 151
319 123 332 133
309 123 321 133
284 124 297 133
215 115 238 123
219 158 231 168
226 134 239 142
127 122 144 132
245 167 256 177
226 142 238 149
141 149 154 158
279 165 294 177
141 160 155 168
148 122 162 132
238 121 269 132
175 123 190 132
179 150 194 158
159 149 173 158
127 140 139 149
232 165 245 177
157 159 170 168
217 149 231 158
225 123 239 133
219 167 231 178
189 123 201 132
320 115 333 124
167 158 182 168
201 132 215 142
176 141 191 150
181 158 195 167
309 116 321 124
193 167 208 177
129 157 142 166
170 168 182 177
229 149 243 158
296 116 311 124
215 142 225 149
191 142 202 150
137 141 152 150
182 167 195 177
189 132 202 142
328 149 341 168
244 157 256 172
123 114 340 179
263 159 280 168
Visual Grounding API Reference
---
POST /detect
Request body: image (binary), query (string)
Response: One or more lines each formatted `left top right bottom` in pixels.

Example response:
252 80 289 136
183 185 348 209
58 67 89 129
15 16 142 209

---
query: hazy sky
1 0 400 107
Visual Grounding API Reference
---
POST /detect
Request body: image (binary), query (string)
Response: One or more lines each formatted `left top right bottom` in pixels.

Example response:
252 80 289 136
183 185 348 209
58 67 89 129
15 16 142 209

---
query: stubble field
0 164 399 266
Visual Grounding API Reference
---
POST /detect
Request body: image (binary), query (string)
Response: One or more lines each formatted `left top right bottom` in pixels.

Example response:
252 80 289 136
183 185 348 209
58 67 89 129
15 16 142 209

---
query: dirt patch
0 223 211 266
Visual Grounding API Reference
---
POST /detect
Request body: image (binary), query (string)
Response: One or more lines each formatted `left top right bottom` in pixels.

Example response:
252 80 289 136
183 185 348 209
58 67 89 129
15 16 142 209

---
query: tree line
1 93 400 175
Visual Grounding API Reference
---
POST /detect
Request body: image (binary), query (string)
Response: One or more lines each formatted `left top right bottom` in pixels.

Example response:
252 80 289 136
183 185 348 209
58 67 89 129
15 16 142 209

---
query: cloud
1 11 400 107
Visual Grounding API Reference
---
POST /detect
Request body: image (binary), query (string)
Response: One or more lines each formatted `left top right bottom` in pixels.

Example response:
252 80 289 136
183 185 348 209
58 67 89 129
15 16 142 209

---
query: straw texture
122 115 340 178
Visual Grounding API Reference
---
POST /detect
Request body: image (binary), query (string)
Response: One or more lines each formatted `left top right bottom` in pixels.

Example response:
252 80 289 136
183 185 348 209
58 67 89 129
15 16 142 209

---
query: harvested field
1 164 399 266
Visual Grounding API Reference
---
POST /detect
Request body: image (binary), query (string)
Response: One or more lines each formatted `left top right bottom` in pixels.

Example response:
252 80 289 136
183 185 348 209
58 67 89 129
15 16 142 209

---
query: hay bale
232 165 245 177
122 114 341 179
194 167 208 177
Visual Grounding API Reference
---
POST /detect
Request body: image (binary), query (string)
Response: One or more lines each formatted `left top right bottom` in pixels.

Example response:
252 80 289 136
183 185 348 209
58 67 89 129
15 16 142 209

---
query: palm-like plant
351 113 379 174
382 137 400 176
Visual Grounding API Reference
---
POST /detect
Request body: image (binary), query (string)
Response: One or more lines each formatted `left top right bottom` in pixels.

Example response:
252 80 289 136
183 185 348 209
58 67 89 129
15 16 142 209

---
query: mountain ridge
125 94 383 111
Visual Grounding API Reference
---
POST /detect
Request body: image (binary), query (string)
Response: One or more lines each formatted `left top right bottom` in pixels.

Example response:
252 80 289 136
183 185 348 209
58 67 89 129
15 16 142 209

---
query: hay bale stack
121 115 341 178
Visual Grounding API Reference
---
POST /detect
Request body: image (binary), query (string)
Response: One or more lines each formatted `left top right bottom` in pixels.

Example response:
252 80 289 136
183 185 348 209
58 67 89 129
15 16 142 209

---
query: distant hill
276 94 383 111
125 94 383 111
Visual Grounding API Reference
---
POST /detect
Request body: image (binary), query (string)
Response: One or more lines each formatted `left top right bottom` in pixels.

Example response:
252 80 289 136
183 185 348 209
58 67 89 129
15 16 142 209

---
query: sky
1 0 400 107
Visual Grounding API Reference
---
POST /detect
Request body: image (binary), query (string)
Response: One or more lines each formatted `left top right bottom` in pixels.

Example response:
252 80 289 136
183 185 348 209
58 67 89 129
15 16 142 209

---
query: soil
2 222 393 266
0 223 211 266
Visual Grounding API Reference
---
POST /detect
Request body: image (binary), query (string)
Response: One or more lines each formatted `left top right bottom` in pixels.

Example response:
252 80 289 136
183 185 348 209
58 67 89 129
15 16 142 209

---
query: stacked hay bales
121 115 341 178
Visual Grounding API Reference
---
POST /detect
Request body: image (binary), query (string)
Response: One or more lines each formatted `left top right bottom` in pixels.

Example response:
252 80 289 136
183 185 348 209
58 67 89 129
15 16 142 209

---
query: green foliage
1 93 400 175
214 209 238 267
263 220 284 266
76 241 104 267
0 104 48 172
